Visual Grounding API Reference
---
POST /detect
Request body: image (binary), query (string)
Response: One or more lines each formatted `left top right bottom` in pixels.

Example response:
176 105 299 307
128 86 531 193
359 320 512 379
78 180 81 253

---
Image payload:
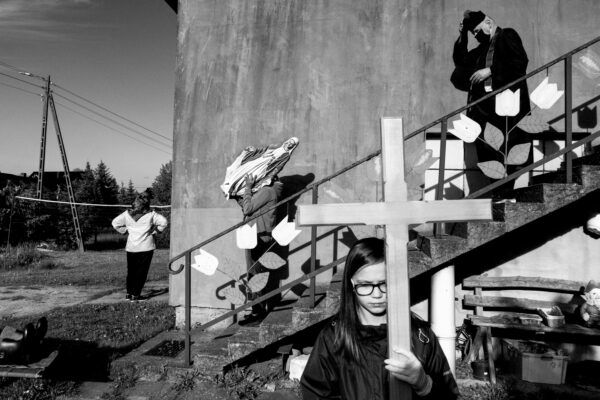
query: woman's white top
111 211 168 252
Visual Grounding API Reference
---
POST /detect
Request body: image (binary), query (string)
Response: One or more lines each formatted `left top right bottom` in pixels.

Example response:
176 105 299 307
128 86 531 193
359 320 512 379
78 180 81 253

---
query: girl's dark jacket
300 314 460 400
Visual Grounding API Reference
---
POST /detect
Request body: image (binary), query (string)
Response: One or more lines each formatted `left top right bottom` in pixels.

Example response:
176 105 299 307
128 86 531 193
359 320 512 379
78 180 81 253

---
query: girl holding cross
301 237 459 399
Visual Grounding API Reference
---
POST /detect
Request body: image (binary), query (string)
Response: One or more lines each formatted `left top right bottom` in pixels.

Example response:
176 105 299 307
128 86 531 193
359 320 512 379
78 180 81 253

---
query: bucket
471 360 489 381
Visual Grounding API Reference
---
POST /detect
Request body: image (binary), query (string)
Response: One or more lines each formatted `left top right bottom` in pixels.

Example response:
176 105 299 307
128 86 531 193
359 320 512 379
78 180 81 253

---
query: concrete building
169 0 600 330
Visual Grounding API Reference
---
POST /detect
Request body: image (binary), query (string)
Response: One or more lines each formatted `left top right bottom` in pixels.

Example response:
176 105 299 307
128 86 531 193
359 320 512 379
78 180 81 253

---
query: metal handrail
193 256 345 333
168 151 379 271
171 35 600 367
403 34 600 141
170 34 600 269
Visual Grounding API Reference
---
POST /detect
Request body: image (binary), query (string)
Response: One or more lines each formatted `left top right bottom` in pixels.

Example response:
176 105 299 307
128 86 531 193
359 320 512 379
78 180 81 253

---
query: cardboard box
501 339 568 384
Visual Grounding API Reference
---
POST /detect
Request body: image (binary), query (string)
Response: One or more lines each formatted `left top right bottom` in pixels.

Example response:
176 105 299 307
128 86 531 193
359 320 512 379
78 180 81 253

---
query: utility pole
36 76 51 199
48 94 84 252
35 76 85 252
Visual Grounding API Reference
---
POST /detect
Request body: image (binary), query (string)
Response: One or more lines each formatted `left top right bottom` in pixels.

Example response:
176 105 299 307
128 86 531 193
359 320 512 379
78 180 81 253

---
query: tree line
0 161 172 250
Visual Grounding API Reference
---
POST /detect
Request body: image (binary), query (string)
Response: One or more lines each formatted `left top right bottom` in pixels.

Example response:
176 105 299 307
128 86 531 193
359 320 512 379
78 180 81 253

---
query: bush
0 244 45 270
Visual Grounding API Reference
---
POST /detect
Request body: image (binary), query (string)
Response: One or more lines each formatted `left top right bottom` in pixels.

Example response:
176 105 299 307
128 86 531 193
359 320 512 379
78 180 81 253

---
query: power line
0 71 44 89
0 58 172 146
0 80 43 97
54 100 172 155
52 82 172 142
0 60 23 73
52 92 172 149
15 195 171 208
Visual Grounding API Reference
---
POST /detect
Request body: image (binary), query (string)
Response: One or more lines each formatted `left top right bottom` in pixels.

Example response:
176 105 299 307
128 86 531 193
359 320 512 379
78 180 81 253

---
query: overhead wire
52 91 172 149
0 57 172 147
0 71 45 89
54 100 172 155
0 80 43 97
0 57 173 165
52 82 172 142
0 60 24 73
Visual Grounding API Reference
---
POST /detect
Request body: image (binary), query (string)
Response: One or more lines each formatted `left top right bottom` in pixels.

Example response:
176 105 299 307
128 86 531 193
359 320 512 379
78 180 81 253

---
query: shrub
0 244 45 270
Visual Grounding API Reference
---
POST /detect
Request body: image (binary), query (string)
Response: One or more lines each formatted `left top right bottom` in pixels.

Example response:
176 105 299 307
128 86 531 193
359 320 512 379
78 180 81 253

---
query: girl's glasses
351 280 387 296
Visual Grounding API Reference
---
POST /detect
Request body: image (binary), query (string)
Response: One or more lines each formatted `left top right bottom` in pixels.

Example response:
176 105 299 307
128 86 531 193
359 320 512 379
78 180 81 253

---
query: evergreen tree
73 162 98 242
151 161 171 249
94 161 119 204
74 162 97 203
118 181 127 204
152 161 172 205
125 180 137 204
90 161 119 242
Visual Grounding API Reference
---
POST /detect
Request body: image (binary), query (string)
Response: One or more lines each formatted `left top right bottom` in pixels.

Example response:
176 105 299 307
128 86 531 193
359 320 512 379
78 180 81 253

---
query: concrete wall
171 0 600 326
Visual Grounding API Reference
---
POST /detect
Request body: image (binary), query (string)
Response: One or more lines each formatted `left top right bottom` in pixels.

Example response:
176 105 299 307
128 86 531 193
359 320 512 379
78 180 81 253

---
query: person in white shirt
112 190 168 301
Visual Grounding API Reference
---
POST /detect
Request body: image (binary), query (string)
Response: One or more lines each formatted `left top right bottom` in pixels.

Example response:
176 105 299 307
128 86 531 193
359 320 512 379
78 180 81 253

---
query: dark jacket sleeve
239 186 275 216
420 325 459 399
300 328 342 400
451 34 480 92
490 28 529 87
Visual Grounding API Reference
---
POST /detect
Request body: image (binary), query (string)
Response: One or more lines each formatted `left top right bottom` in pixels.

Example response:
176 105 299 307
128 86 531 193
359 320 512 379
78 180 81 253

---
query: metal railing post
310 186 318 308
332 230 338 275
565 55 573 184
184 252 192 367
434 121 448 237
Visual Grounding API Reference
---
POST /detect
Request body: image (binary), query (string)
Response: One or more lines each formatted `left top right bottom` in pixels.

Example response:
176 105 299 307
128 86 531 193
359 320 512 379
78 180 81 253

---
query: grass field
0 301 175 399
0 248 170 286
0 247 174 399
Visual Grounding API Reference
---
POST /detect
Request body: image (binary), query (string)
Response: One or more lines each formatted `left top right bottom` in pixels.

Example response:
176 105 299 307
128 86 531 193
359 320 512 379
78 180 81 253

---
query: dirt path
0 281 169 319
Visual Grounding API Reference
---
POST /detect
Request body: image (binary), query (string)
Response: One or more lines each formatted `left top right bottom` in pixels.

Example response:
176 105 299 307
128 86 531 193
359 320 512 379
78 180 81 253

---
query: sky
0 0 176 190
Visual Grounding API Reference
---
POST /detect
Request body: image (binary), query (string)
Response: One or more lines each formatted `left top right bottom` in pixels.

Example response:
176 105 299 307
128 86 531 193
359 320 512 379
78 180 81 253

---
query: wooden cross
298 118 492 398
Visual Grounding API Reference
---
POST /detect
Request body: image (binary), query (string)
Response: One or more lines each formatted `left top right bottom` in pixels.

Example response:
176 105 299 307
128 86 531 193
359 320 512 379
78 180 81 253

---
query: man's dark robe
451 26 532 195
452 26 530 118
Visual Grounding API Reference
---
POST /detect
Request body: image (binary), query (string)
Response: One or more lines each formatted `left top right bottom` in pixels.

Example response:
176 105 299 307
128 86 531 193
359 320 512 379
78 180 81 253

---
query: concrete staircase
111 151 600 382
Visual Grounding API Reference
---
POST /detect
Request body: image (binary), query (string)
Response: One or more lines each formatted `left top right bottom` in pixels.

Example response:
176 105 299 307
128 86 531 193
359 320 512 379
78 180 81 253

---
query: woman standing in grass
300 237 459 399
112 189 168 302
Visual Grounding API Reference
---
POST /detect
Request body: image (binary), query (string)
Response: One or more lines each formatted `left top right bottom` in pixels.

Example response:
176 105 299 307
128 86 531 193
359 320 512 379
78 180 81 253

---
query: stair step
560 149 600 168
408 250 434 278
447 221 507 247
259 301 299 344
513 183 582 205
532 165 600 190
417 234 467 264
492 202 545 231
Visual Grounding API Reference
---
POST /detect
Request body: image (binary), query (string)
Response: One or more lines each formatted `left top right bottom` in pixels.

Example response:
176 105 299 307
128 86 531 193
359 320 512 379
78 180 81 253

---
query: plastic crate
502 339 568 384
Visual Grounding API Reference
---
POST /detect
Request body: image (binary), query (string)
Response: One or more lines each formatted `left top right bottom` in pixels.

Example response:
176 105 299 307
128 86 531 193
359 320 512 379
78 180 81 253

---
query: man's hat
463 10 485 33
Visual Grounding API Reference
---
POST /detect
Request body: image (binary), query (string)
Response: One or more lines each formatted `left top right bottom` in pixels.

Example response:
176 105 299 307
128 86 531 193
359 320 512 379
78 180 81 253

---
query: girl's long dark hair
334 237 385 362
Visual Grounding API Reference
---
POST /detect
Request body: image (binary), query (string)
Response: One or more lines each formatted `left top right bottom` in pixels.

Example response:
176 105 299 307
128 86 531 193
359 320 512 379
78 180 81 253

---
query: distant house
0 172 32 188
27 170 85 192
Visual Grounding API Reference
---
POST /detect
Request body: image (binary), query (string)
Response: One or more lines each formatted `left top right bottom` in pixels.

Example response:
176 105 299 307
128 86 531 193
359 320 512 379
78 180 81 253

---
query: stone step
561 148 600 168
513 183 583 207
491 201 545 231
532 165 600 191
446 221 507 248
416 233 467 264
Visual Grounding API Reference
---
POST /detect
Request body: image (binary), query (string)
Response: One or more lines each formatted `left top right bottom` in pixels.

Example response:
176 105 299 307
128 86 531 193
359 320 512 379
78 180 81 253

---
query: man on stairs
451 10 533 198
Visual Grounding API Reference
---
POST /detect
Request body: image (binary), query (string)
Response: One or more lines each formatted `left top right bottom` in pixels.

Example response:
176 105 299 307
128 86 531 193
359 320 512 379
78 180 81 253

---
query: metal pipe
434 120 447 237
431 264 456 376
194 256 346 332
169 152 380 267
184 252 192 367
310 186 318 308
565 55 573 184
